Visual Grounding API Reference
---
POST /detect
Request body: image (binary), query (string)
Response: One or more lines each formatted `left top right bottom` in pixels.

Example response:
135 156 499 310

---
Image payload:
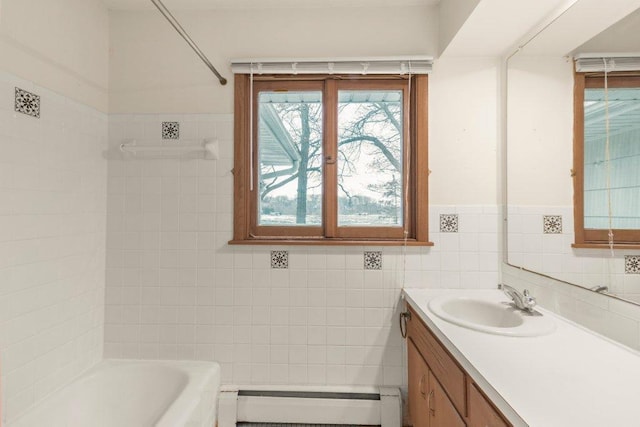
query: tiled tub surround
0 72 108 423
508 205 640 304
105 113 500 387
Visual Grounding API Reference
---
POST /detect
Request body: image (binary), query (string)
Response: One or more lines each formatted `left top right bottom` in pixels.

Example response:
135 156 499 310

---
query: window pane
257 91 323 226
337 90 404 227
584 87 640 229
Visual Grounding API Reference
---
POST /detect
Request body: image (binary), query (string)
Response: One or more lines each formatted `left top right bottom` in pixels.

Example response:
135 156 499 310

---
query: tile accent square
625 255 640 274
162 121 180 140
15 87 40 118
364 251 382 270
440 214 459 233
271 250 289 269
543 215 562 234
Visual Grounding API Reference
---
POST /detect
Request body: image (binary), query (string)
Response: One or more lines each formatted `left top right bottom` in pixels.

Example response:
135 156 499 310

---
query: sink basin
427 294 556 337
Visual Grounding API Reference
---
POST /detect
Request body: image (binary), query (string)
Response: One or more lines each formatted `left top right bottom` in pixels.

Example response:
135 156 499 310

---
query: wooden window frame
230 74 431 246
573 71 640 248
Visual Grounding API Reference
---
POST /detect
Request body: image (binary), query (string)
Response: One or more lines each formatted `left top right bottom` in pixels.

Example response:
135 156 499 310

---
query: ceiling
101 0 439 10
522 0 640 55
576 6 640 53
440 0 571 56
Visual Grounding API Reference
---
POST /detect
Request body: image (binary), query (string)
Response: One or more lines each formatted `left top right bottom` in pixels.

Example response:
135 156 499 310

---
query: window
573 71 640 247
231 74 429 245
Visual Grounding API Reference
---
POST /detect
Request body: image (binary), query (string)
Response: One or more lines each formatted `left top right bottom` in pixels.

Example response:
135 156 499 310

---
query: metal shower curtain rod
150 0 227 85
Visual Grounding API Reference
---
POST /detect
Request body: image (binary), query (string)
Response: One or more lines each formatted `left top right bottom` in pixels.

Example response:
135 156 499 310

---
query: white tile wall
0 72 107 424
105 113 501 387
502 264 640 351
508 205 640 303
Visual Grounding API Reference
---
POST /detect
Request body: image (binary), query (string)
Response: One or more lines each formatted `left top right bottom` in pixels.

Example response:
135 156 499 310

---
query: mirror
506 4 640 305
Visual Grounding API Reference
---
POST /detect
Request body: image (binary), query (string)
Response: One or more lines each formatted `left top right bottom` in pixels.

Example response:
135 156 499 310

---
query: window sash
252 78 410 239
251 80 325 238
332 80 410 239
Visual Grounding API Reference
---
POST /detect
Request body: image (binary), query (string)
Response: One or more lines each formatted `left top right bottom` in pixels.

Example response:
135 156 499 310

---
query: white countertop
402 288 640 427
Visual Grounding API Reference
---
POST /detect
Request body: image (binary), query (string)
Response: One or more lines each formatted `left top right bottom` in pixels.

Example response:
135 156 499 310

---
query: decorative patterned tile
271 250 288 269
440 214 459 233
625 255 640 274
543 215 562 234
15 87 40 118
364 251 382 270
162 121 180 139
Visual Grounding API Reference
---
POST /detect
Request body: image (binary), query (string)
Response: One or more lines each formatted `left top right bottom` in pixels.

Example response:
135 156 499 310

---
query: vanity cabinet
408 340 464 427
467 382 509 427
406 306 511 427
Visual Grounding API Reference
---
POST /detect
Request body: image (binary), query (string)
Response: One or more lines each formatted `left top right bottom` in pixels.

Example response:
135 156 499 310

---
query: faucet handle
523 289 537 310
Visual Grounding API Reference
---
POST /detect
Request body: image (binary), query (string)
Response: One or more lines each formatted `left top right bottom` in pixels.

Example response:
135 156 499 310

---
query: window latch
325 155 336 165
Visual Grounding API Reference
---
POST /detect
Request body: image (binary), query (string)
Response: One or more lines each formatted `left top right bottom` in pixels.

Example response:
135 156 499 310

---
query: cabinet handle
419 374 426 397
427 390 435 415
399 310 411 338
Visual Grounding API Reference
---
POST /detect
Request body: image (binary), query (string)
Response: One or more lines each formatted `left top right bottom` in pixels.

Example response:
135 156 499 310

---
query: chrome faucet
499 284 537 313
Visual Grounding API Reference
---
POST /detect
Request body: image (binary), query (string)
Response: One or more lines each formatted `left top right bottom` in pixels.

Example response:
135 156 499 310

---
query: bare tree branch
339 135 401 172
377 102 402 133
338 182 352 200
261 173 298 200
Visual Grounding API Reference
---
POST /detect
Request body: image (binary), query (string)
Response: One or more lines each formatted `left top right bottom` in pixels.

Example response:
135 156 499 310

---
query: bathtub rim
7 358 221 427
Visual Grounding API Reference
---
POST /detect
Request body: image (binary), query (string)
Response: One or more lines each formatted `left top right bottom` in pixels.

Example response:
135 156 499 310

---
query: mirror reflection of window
574 71 640 246
584 86 640 230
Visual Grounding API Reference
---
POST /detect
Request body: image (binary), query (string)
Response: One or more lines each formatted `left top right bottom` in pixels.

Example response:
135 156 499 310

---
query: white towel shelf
119 138 219 160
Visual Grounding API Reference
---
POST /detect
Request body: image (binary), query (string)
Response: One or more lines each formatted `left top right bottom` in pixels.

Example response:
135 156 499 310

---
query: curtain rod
150 0 227 85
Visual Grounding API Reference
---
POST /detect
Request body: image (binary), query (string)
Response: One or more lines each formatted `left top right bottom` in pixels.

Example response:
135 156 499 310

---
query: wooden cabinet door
408 339 430 427
468 383 508 427
428 371 466 427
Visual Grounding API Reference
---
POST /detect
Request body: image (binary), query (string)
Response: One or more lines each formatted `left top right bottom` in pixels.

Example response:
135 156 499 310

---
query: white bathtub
8 360 220 427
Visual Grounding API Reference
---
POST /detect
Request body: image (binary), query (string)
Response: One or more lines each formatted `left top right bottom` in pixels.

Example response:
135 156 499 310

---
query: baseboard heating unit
218 385 402 427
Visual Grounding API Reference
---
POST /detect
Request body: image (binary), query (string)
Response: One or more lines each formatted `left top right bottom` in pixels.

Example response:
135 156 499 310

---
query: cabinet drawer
468 382 510 427
407 306 466 415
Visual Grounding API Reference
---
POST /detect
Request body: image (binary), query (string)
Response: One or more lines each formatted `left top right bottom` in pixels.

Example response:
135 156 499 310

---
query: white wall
104 5 502 389
108 5 437 113
0 73 108 424
0 1 109 423
0 0 109 111
108 4 498 202
430 57 499 205
507 55 573 206
103 112 500 387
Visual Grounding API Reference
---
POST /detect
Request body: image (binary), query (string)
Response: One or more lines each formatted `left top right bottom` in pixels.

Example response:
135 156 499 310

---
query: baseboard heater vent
238 424 375 427
219 386 401 427
239 390 381 400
